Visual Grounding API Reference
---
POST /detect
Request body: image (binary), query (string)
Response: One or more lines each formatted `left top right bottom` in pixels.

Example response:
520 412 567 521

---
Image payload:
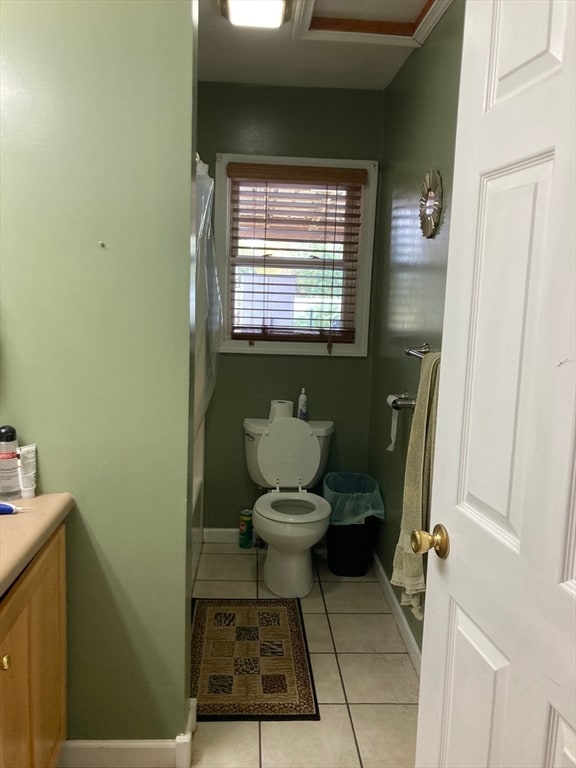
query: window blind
226 162 368 346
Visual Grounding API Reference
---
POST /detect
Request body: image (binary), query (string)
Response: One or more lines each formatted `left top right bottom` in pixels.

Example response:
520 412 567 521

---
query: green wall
197 84 386 527
0 0 194 739
368 1 465 646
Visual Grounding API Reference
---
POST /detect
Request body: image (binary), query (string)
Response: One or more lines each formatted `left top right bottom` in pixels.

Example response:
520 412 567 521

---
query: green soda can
239 508 253 549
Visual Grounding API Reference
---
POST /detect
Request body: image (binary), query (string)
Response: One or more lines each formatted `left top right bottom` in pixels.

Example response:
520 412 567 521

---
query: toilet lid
257 417 321 488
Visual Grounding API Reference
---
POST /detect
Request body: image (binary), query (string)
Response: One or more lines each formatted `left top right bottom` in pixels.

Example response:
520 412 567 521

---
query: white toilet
243 416 334 598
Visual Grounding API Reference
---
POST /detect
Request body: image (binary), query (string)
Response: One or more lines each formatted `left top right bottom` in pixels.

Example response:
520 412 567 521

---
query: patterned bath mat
190 598 319 721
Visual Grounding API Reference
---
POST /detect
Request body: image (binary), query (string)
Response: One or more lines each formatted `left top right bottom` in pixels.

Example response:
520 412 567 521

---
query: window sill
219 339 368 357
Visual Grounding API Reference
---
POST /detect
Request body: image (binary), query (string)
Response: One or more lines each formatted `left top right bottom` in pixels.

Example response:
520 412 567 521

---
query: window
215 154 378 356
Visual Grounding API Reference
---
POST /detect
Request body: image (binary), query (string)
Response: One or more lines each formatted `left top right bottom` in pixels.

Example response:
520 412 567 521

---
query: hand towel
390 352 441 620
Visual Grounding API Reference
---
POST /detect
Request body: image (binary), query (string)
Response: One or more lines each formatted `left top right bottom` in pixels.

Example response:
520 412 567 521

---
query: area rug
190 598 319 721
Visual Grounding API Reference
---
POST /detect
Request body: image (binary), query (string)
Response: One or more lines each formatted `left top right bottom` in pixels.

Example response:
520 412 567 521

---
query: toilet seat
255 492 331 524
257 417 321 489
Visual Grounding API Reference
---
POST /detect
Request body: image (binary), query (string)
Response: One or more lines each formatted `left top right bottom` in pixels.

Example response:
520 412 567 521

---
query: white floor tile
261 704 361 768
322 581 390 613
257 580 324 606
202 542 258 555
257 580 280 599
329 614 406 653
257 552 268 582
191 720 260 767
303 613 335 653
193 580 258 599
299 582 325 613
316 558 377 582
350 704 418 768
338 653 419 704
196 553 258 581
309 653 346 703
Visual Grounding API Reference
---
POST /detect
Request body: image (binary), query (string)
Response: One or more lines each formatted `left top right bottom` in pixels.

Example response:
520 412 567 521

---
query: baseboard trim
175 697 196 768
58 740 177 768
372 552 422 675
58 699 195 768
203 527 238 543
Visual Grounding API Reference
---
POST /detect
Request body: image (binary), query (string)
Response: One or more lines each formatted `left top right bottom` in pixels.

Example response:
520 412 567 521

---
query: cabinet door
0 526 66 768
29 528 66 768
0 606 33 768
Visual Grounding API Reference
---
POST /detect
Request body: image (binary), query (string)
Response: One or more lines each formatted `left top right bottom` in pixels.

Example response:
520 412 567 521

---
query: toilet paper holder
390 393 417 410
386 392 415 452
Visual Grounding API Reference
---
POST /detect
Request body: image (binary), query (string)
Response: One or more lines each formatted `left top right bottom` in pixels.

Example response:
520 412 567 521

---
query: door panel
544 710 576 768
488 0 567 105
440 602 510 768
463 156 553 545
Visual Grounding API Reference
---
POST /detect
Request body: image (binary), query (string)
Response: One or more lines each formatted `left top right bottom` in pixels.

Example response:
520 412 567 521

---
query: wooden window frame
214 153 378 357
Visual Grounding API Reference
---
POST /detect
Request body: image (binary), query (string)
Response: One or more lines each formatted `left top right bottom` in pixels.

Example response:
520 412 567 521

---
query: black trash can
322 473 385 577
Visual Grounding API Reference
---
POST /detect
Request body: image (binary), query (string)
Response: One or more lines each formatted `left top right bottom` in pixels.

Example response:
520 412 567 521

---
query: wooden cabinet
0 527 66 768
0 607 31 768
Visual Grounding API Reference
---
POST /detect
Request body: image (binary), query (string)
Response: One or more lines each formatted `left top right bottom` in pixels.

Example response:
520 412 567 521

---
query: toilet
243 416 334 598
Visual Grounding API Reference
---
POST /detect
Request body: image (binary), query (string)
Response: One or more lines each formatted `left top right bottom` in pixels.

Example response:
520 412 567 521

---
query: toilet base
262 545 314 598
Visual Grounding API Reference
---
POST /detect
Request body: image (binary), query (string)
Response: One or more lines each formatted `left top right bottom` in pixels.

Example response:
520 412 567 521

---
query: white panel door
416 1 575 766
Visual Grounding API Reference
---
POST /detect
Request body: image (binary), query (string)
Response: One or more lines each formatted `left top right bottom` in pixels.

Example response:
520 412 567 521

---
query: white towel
390 352 441 620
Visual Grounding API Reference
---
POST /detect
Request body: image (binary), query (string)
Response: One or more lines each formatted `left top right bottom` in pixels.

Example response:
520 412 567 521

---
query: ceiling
198 0 453 91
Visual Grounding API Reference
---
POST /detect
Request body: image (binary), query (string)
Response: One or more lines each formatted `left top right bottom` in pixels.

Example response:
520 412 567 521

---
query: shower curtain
194 154 223 422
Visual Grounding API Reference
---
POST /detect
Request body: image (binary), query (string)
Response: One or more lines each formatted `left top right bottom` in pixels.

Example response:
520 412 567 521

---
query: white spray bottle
297 388 308 421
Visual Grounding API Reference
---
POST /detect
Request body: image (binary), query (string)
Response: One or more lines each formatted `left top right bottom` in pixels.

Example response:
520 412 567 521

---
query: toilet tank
243 417 334 489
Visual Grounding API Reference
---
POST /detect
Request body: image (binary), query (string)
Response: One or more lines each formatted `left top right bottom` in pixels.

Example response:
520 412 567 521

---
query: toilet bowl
253 491 331 597
244 416 334 598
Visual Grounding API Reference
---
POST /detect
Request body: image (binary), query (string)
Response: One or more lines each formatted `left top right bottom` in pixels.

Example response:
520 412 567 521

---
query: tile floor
191 542 419 768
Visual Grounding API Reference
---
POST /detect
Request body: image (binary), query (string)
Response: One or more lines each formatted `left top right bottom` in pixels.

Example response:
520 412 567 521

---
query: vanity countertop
0 492 75 597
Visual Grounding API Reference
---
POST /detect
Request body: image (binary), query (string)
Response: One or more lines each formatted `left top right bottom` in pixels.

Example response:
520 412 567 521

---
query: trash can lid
257 417 321 488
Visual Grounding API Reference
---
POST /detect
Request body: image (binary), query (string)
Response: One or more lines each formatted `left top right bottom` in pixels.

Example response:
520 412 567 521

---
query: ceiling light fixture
221 0 289 29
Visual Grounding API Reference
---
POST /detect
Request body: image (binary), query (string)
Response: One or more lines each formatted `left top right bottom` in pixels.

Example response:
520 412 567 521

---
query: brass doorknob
411 523 450 559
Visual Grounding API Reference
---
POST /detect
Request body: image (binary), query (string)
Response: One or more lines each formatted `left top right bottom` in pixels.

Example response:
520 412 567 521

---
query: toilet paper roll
269 400 294 422
386 394 399 452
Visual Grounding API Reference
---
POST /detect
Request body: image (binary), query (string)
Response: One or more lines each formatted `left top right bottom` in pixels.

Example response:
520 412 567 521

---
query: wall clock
419 170 443 238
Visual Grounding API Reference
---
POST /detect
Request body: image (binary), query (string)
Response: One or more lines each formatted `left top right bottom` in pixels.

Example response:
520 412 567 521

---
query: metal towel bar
405 342 430 359
394 343 433 410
